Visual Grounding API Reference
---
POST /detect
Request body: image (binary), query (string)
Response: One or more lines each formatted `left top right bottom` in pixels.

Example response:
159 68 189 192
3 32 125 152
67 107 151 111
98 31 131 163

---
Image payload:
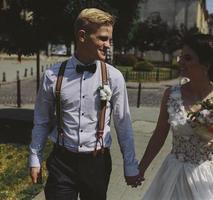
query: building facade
139 0 209 33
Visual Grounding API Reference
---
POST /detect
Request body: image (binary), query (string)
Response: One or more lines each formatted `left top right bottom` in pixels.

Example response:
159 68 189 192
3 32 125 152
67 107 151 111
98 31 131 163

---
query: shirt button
80 130 83 132
83 78 86 80
82 95 85 98
82 113 84 116
79 145 82 148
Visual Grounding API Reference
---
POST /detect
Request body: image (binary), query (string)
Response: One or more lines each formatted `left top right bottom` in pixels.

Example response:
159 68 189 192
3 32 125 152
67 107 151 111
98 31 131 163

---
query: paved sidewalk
31 106 172 200
126 78 179 89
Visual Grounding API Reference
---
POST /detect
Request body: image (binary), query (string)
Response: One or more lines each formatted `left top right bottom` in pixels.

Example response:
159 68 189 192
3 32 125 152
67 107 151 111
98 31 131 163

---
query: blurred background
0 0 213 199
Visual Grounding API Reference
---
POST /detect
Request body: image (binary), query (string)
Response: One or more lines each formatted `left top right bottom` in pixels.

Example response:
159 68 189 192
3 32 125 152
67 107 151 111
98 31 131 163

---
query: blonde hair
74 8 115 36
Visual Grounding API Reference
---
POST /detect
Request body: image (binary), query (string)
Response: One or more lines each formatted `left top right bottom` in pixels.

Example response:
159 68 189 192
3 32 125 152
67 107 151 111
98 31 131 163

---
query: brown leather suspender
55 60 109 155
55 60 68 146
93 61 108 156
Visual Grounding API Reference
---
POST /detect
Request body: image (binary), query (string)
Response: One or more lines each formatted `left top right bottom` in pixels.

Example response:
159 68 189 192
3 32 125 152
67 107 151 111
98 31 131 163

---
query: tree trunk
162 52 166 63
169 53 173 65
184 0 190 30
66 43 71 56
134 47 138 57
36 50 40 93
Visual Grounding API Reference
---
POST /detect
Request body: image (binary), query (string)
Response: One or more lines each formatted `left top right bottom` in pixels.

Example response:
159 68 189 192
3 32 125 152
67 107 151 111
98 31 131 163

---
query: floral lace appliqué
167 85 213 164
167 85 187 127
171 135 213 164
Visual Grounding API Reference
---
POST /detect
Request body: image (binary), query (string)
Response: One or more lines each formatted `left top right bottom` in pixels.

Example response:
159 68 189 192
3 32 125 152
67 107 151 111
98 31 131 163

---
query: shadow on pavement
0 108 33 144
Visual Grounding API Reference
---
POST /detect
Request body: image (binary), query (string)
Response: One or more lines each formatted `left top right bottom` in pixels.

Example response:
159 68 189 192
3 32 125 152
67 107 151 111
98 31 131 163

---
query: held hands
30 167 42 184
125 173 145 188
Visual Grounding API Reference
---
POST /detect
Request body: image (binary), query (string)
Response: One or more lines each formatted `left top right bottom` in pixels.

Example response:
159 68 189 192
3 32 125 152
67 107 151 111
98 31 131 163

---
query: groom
29 8 142 200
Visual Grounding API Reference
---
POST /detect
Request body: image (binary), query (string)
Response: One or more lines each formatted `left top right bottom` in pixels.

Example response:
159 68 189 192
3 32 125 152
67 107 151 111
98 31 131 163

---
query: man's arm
111 72 141 186
29 71 55 183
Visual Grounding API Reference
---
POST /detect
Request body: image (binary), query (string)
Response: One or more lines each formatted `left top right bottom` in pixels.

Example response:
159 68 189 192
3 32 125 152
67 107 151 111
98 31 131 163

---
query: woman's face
178 45 207 80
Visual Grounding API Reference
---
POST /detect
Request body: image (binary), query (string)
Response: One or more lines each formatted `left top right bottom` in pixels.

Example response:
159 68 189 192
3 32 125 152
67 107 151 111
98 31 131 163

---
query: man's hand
125 174 144 188
30 167 42 184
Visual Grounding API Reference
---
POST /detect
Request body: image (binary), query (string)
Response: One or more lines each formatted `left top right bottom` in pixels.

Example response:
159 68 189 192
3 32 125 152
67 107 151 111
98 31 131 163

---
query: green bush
133 60 155 72
171 59 181 69
170 63 181 70
171 58 181 69
114 54 138 66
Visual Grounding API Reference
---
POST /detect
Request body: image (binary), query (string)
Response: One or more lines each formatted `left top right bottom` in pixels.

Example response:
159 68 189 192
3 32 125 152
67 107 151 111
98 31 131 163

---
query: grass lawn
0 141 52 200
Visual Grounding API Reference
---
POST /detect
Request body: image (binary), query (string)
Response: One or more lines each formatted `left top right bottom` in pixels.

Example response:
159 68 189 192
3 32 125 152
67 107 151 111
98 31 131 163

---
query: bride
139 33 213 200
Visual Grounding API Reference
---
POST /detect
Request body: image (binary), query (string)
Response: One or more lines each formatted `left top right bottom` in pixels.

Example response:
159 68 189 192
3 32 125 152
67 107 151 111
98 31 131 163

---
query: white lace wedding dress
143 85 213 200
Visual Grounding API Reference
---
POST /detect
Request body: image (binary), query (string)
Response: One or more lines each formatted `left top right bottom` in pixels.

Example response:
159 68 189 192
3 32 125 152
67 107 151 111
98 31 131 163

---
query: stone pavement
31 105 172 200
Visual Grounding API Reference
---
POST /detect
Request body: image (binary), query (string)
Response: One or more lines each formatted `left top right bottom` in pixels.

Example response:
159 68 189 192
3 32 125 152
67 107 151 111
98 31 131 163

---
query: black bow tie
76 64 97 73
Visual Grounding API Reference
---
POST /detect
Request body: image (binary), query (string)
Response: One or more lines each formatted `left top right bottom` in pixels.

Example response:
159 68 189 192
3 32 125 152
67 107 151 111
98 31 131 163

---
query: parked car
51 44 67 56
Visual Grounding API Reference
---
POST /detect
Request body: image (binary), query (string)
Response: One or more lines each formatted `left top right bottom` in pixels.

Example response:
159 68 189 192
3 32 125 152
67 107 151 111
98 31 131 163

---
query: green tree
105 0 141 51
0 0 77 91
1 0 142 55
0 0 141 90
130 13 182 62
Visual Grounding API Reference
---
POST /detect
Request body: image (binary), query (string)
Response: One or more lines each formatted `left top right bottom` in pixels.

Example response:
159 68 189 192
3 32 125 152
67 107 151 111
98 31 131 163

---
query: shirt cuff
29 153 41 168
124 162 139 177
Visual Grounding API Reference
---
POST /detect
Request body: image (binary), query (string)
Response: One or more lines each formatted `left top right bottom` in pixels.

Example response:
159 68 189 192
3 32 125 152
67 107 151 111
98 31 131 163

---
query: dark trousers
44 145 112 200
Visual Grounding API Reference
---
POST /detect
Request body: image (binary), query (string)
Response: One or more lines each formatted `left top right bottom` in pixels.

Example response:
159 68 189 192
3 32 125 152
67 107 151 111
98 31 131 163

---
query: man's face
83 25 113 62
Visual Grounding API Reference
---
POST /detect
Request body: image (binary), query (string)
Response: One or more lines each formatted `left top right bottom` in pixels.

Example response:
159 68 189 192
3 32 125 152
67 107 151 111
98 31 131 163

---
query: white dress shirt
29 56 139 176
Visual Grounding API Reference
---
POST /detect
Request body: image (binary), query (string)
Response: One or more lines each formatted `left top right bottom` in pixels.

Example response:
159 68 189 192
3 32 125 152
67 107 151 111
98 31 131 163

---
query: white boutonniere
98 85 112 101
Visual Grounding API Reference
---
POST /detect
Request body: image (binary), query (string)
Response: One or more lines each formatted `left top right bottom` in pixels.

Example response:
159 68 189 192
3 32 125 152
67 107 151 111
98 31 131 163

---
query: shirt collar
71 55 97 68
